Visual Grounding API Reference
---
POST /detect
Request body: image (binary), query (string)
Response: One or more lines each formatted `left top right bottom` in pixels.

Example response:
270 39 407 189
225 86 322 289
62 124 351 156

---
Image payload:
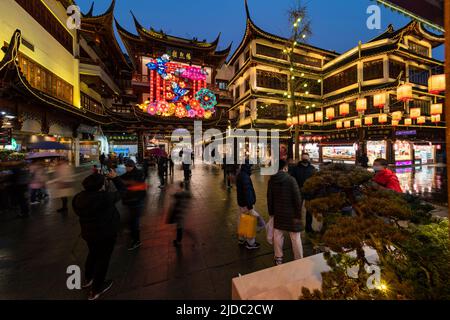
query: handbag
266 216 274 245
238 212 257 239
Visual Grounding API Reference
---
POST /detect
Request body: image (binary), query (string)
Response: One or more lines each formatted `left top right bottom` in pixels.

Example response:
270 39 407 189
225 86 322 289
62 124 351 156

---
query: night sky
76 0 444 60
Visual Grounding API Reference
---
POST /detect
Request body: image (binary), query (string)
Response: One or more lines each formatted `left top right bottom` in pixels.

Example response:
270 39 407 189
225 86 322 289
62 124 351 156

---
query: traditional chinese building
228 0 445 167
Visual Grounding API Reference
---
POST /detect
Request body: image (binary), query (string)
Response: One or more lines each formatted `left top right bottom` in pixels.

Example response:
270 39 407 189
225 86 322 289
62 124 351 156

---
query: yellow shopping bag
238 212 257 239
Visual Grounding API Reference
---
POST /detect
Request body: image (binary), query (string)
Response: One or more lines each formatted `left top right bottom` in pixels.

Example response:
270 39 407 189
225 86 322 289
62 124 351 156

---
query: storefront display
302 143 320 162
394 141 412 166
79 141 99 163
366 141 386 165
322 145 356 164
413 144 435 165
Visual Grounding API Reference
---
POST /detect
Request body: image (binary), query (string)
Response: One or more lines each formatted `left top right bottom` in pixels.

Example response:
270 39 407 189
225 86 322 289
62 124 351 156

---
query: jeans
273 228 303 260
85 236 116 293
127 205 144 243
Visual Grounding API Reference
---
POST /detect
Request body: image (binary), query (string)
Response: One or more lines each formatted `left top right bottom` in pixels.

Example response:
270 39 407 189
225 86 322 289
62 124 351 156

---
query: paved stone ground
0 164 313 300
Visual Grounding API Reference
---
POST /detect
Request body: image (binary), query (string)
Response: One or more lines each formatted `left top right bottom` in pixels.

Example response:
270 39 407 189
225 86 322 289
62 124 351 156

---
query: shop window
255 43 287 60
409 66 429 86
408 41 429 57
363 59 384 81
323 65 357 94
256 70 288 90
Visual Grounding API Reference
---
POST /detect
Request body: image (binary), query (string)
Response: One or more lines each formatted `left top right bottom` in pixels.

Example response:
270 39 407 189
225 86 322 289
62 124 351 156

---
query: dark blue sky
77 0 444 60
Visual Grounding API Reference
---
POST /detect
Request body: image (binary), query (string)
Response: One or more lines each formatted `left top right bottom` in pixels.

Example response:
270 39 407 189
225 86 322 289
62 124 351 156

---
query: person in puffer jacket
72 173 124 300
372 158 402 193
267 160 303 265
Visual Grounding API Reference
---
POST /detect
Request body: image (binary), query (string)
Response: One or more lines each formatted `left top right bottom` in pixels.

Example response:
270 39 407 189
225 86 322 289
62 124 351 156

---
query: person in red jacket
372 158 402 193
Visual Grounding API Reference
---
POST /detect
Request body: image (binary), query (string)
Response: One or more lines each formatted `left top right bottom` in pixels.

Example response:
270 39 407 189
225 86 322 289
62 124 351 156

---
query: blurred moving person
29 160 47 205
52 158 74 213
167 181 191 247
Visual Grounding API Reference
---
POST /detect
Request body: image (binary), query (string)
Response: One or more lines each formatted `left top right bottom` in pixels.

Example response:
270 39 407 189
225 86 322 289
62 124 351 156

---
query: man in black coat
236 163 263 250
72 173 123 300
268 160 303 265
109 159 146 250
291 152 316 233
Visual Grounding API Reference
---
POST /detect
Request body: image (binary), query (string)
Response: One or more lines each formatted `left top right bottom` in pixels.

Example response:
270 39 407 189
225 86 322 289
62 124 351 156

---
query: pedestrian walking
99 153 106 172
236 162 263 250
267 160 303 265
51 158 74 213
157 156 168 188
108 159 146 250
291 152 316 233
72 173 124 300
372 158 402 192
29 160 47 205
168 155 174 176
167 181 191 247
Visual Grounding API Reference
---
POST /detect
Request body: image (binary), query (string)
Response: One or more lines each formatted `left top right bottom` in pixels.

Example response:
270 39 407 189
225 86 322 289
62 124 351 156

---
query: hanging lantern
364 117 373 126
397 83 413 102
373 93 386 109
417 116 426 125
339 103 349 116
404 118 412 126
392 119 399 126
410 108 421 119
354 118 362 127
315 111 323 122
344 120 351 128
430 103 443 115
307 113 315 123
336 120 343 129
356 98 367 112
378 113 388 124
286 117 293 126
291 116 299 125
391 111 402 121
428 74 445 94
299 114 306 124
431 114 441 123
326 107 335 120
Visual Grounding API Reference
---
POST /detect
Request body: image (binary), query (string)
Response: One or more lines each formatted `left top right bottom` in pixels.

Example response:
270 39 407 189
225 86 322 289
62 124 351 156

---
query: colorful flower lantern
188 109 197 118
373 93 386 109
195 89 217 109
417 116 426 125
410 108 421 119
336 120 343 129
299 114 306 124
356 98 367 112
430 103 443 115
391 111 402 121
147 103 158 115
364 117 373 126
378 114 388 124
196 108 205 118
354 118 362 127
326 107 335 120
307 113 314 123
344 120 351 128
189 99 201 110
339 103 349 116
428 74 445 94
175 105 187 118
431 114 441 123
167 103 176 116
397 83 413 102
315 111 323 122
392 120 399 126
157 100 170 114
204 110 212 119
404 118 412 126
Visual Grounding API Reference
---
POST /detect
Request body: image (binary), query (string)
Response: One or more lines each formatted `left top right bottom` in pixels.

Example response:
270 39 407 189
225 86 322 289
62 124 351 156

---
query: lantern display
336 120 343 129
315 111 323 122
339 103 349 116
410 108 421 119
364 117 373 126
291 116 299 125
392 120 399 126
354 118 362 127
147 103 158 115
188 109 197 118
404 118 412 126
430 103 443 115
417 116 426 125
299 114 306 124
373 93 386 109
431 114 441 123
204 110 212 119
286 117 293 126
428 74 445 94
356 98 367 112
344 120 351 128
391 111 402 121
326 107 335 120
397 83 413 102
378 114 388 124
307 113 315 123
